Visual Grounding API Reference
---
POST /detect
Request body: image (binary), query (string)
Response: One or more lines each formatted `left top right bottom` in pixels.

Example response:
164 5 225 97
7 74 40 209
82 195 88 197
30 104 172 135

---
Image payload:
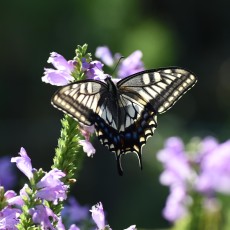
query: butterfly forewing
52 80 108 126
118 68 197 114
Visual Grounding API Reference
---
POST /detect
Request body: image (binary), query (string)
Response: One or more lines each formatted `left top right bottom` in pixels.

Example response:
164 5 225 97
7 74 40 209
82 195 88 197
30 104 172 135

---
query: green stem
51 114 84 215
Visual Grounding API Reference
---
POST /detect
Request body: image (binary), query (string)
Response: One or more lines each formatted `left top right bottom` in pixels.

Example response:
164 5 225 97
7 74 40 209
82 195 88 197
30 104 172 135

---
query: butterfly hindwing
94 101 157 174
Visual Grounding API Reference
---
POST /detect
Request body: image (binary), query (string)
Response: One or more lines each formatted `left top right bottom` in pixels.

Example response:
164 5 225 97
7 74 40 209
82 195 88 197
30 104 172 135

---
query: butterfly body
52 68 197 175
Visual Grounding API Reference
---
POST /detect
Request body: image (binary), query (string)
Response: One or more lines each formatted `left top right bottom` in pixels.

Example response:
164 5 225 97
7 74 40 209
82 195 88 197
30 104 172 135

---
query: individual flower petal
11 147 33 180
0 156 16 190
62 196 89 224
48 52 75 73
36 169 68 204
90 202 105 229
4 190 23 207
95 46 114 66
117 50 144 79
79 140 96 157
0 207 21 230
4 190 17 200
42 68 74 86
29 205 57 230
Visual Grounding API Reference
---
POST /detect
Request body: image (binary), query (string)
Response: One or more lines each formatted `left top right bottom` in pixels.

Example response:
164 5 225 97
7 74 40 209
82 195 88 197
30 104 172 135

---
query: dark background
1 0 230 229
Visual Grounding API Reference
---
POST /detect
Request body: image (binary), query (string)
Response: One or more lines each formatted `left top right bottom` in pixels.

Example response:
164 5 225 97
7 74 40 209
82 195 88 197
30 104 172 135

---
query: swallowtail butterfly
52 67 197 175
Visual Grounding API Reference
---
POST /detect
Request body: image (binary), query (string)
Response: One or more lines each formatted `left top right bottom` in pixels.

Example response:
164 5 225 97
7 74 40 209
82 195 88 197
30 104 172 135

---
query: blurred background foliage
1 0 230 229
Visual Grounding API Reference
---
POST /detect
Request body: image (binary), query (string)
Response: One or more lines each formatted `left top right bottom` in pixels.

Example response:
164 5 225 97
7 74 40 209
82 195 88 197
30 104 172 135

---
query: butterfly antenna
111 56 125 75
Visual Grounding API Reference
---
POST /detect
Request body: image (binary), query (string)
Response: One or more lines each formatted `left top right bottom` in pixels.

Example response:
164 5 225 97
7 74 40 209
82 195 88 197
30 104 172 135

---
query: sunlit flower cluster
41 46 144 159
0 148 136 229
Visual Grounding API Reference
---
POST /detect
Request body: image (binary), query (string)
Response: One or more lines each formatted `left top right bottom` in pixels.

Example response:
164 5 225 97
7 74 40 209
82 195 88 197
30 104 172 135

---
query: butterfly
52 67 197 175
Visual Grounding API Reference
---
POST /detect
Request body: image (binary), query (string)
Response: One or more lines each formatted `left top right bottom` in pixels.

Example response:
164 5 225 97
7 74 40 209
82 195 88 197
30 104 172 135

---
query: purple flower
79 140 96 157
11 147 33 180
117 50 144 79
62 196 88 224
157 137 193 187
196 139 230 194
0 207 21 230
4 190 23 207
163 186 190 222
157 137 194 222
42 52 75 86
0 156 16 190
82 59 106 81
95 46 114 66
90 202 106 229
36 169 68 204
29 205 57 230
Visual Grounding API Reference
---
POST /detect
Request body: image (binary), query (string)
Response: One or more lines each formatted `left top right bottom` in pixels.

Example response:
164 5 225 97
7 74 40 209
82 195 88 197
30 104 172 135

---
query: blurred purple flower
95 46 114 66
0 156 16 190
157 137 194 222
196 139 230 194
117 50 144 79
90 202 107 230
195 137 219 163
11 147 33 180
0 207 21 230
95 47 144 80
42 52 75 86
29 205 57 230
36 169 68 204
163 186 190 222
62 196 89 226
157 137 193 187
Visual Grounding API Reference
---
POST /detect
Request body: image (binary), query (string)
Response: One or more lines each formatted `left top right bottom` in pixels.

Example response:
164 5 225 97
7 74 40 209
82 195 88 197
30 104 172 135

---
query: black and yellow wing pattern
52 67 197 174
